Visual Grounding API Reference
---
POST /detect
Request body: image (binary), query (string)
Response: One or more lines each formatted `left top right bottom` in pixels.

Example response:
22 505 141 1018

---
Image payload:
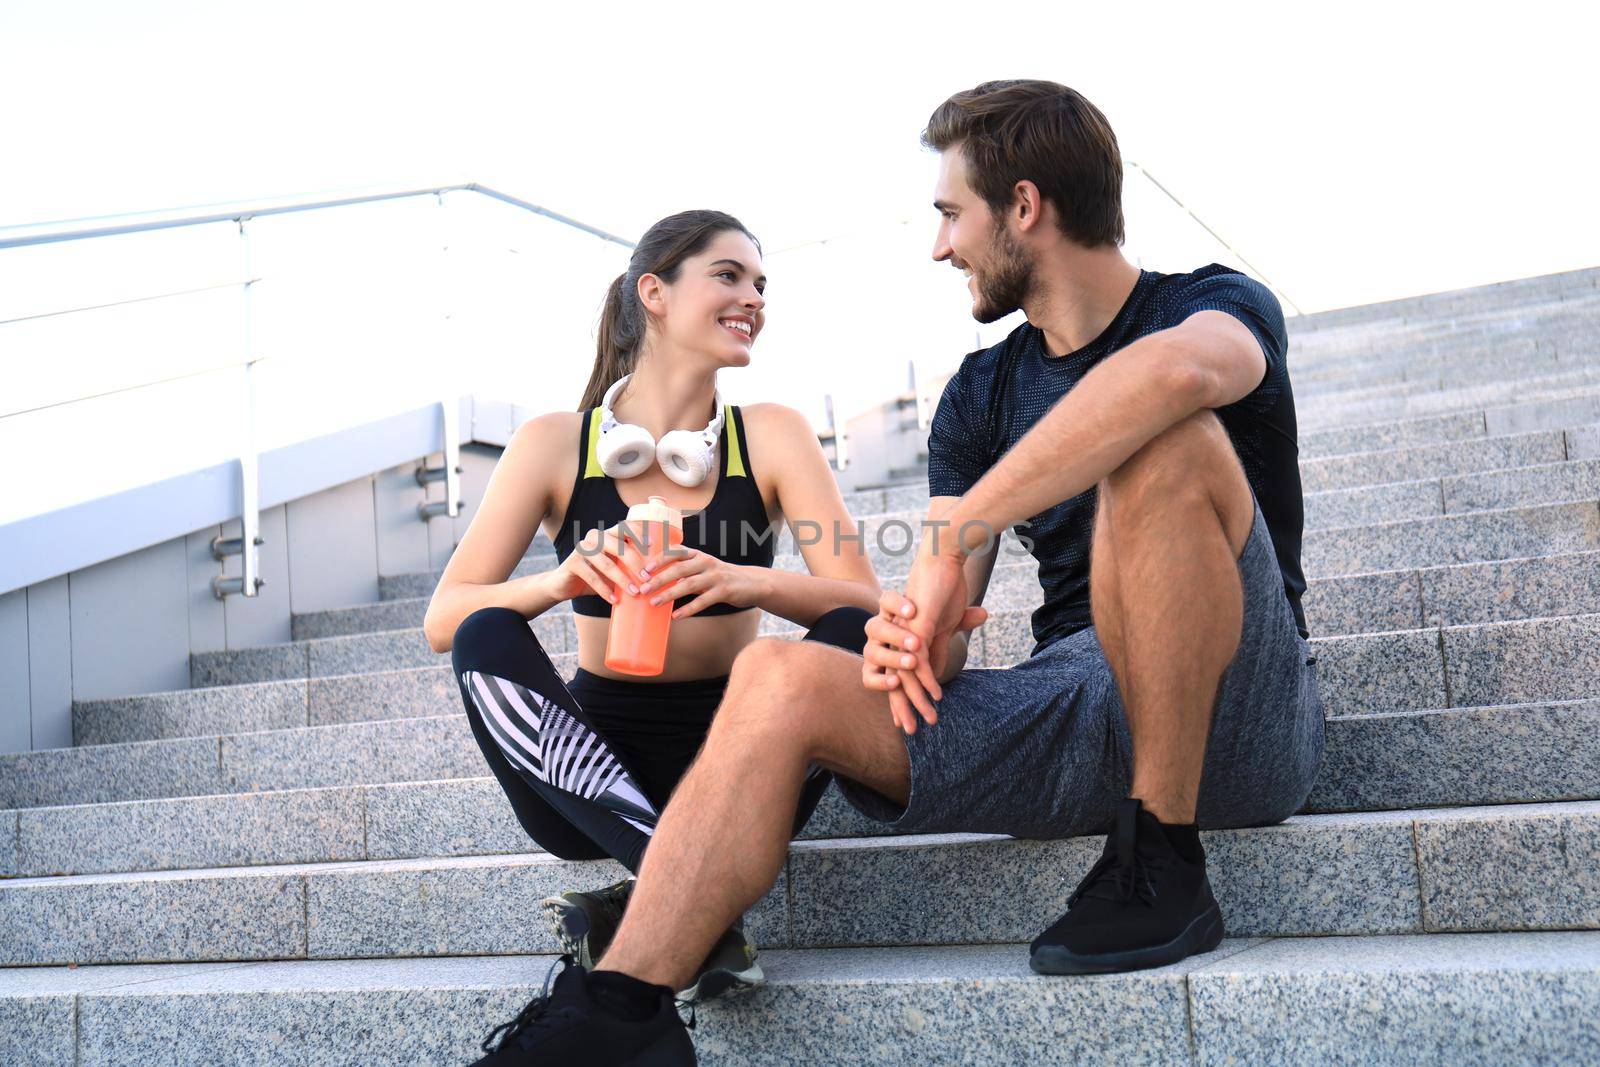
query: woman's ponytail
579 271 637 411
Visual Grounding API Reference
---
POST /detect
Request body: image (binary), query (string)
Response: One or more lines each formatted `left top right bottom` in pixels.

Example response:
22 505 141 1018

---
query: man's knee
1105 411 1227 492
720 638 839 752
1099 411 1251 539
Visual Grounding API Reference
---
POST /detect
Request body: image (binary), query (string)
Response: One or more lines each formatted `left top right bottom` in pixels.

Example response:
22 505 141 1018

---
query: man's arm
941 311 1266 554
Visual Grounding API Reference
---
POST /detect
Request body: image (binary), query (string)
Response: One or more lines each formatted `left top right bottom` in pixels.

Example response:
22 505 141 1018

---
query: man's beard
971 222 1033 324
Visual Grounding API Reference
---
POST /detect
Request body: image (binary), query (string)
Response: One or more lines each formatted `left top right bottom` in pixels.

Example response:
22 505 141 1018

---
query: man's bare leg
595 638 910 989
1089 409 1255 824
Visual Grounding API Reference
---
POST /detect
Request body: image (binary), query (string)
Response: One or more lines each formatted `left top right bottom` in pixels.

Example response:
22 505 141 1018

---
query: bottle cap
623 494 683 533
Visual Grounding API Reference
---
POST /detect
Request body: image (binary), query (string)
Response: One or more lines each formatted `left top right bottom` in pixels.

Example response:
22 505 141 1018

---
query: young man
469 79 1324 1066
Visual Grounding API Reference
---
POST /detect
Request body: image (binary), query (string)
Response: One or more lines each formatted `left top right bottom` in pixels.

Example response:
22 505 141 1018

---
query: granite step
1300 457 1600 531
1294 301 1598 357
1300 499 1600 575
301 536 1600 662
62 552 1600 750
646 496 1600 586
1300 374 1600 433
886 547 1600 640
757 490 1598 580
833 430 1595 520
11 596 1600 812
971 606 1600 719
1299 426 1572 493
9 697 1598 880
1300 392 1600 458
1297 339 1581 400
1294 310 1598 388
167 496 1600 692
302 451 1600 643
1289 274 1599 337
1294 305 1597 357
4 799 1600 967
8 931 1600 1066
374 403 1600 608
1289 263 1597 330
1297 336 1598 399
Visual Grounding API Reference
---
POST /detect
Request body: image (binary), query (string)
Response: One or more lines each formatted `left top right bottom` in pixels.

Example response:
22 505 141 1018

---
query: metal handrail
1125 161 1303 316
0 181 636 250
1 182 636 600
0 278 257 326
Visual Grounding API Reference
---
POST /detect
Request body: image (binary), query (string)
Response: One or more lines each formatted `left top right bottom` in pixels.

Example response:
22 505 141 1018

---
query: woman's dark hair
579 209 761 410
922 80 1124 248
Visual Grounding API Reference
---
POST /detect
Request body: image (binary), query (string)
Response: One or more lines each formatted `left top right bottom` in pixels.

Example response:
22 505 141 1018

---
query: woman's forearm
424 571 565 653
748 566 879 630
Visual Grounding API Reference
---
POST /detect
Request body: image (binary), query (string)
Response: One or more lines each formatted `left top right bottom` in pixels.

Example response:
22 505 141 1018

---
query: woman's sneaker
676 922 763 1004
540 877 634 969
540 878 764 1002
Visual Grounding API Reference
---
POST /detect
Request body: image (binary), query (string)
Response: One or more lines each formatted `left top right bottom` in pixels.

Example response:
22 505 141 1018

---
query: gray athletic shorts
836 497 1325 838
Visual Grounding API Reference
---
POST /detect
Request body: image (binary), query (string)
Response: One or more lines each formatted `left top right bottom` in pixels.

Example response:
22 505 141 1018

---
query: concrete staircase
5 266 1600 1064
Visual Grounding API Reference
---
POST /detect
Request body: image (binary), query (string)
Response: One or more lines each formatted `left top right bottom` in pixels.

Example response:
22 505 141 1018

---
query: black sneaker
541 877 634 969
1029 797 1224 975
541 879 764 1002
470 954 695 1066
676 922 764 1004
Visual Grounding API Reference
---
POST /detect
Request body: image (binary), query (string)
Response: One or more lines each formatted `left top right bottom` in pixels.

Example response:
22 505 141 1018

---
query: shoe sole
1028 904 1226 976
621 1039 697 1067
543 893 764 1004
676 958 765 1004
539 896 598 969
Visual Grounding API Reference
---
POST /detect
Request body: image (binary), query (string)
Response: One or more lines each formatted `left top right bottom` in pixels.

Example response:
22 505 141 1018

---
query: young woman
423 210 879 1020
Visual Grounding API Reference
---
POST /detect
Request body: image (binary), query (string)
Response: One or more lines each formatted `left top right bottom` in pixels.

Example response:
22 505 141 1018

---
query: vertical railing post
418 193 462 521
212 216 265 597
240 217 262 592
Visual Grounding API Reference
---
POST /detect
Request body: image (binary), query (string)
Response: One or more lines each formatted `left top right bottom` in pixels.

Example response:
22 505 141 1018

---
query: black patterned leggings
450 604 873 873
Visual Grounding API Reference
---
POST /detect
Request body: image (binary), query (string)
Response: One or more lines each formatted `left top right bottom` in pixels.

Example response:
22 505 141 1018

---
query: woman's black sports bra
552 403 777 617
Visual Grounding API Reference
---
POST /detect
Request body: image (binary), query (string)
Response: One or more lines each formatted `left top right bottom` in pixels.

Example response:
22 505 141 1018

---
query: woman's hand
862 588 987 735
547 525 645 606
635 547 764 619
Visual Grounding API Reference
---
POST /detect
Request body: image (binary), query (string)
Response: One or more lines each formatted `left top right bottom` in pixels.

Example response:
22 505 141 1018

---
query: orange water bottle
605 495 685 676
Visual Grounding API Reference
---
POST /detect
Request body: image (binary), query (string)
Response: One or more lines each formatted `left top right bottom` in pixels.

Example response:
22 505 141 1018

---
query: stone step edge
8 932 1600 1067
45 607 1600 763
9 696 1600 881
298 541 1600 638
3 796 1595 890
1300 389 1600 447
21 691 1600 822
481 435 1600 558
265 494 1600 651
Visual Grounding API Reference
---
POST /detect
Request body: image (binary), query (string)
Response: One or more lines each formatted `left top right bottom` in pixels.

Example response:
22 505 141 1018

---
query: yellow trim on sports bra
582 407 606 479
724 403 747 479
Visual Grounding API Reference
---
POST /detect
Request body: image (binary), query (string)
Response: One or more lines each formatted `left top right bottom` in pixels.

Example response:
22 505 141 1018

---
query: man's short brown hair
923 80 1125 248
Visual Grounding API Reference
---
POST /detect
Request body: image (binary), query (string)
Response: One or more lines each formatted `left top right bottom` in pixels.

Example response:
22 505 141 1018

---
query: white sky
2 0 1598 519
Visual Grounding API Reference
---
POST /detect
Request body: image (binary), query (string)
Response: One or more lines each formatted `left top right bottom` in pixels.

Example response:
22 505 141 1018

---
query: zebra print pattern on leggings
462 669 660 834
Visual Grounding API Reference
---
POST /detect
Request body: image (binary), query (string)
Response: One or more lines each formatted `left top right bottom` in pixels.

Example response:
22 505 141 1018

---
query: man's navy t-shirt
926 262 1308 653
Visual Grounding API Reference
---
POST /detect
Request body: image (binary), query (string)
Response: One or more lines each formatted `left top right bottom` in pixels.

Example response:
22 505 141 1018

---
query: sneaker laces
480 954 583 1055
1067 807 1165 909
593 876 635 925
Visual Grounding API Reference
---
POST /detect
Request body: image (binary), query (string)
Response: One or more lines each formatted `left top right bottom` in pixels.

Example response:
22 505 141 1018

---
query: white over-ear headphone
597 374 724 487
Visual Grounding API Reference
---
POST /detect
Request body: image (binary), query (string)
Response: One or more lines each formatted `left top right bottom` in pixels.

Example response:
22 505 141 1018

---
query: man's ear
637 272 667 317
1013 180 1046 234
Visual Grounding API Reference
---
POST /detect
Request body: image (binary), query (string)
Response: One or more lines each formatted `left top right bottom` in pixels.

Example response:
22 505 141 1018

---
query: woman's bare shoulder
738 401 814 439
